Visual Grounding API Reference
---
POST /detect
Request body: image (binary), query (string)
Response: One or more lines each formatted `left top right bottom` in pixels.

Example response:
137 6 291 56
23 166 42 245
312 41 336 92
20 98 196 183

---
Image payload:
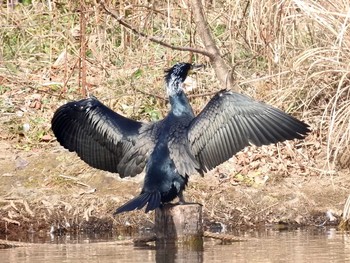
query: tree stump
155 203 203 246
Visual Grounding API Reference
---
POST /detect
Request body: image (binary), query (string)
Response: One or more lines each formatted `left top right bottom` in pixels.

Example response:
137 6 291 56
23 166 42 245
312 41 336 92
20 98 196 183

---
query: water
1 228 350 263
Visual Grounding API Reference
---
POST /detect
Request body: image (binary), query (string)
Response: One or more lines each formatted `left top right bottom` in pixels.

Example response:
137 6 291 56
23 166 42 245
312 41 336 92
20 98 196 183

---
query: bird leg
177 192 202 206
178 191 186 205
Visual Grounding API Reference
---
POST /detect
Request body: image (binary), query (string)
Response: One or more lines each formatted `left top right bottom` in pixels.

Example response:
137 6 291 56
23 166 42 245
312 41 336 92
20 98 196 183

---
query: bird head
164 62 203 96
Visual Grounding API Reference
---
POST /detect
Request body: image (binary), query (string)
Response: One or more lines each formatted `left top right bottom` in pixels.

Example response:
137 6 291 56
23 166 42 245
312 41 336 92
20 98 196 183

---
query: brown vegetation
0 0 349 238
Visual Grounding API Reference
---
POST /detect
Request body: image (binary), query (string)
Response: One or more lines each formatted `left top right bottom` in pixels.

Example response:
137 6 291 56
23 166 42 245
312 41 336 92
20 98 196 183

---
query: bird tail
114 191 161 214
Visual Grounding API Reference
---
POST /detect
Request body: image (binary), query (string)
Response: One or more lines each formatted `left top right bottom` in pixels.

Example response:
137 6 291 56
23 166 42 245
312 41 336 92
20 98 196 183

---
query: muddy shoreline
0 139 347 241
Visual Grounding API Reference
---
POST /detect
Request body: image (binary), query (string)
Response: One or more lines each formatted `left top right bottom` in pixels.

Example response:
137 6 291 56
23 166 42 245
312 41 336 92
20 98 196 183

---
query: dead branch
100 1 236 90
99 1 213 58
189 0 236 90
79 0 87 97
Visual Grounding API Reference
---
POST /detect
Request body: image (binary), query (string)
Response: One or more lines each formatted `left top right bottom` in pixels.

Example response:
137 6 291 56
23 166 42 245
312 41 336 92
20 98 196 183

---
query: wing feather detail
188 90 310 172
51 97 156 177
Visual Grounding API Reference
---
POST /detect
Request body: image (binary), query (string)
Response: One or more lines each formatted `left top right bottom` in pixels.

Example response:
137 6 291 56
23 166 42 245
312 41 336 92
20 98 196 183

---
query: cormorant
51 62 310 214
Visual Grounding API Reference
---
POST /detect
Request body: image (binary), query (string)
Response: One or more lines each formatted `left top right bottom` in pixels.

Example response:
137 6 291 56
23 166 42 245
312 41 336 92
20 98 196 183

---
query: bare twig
99 1 213 58
132 87 166 101
79 0 87 97
133 235 157 245
58 174 93 188
203 231 247 242
134 87 218 101
1 217 20 226
187 90 219 98
190 0 236 90
61 57 80 98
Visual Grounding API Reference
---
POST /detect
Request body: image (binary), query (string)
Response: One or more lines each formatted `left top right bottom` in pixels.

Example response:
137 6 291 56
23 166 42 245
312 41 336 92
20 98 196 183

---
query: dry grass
1 0 349 170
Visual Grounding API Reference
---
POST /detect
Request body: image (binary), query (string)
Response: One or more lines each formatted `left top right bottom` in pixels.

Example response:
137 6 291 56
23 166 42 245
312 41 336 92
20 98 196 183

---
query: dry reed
2 0 348 169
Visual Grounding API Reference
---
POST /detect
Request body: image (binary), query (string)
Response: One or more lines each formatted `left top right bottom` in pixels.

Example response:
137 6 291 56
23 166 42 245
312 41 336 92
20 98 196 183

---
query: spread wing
51 97 156 177
187 90 310 172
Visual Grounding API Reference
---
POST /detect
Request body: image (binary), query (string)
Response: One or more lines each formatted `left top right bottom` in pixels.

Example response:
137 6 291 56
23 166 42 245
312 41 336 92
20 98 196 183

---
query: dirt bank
0 134 348 240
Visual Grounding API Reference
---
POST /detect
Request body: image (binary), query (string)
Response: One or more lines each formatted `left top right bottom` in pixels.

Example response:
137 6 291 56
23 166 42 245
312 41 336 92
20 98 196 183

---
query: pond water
1 227 350 263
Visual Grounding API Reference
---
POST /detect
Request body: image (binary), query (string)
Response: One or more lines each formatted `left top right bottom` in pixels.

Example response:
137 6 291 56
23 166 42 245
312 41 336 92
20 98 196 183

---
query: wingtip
299 120 312 137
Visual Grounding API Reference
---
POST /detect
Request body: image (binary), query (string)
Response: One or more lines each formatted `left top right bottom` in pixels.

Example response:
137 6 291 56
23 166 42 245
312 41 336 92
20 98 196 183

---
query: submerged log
155 203 203 246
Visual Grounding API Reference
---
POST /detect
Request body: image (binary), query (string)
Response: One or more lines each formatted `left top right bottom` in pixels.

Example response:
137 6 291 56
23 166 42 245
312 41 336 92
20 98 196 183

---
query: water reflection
152 241 204 263
1 228 350 263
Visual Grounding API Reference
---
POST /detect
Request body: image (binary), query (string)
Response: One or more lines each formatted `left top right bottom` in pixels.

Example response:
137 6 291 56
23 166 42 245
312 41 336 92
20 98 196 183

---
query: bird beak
184 64 204 93
191 64 205 72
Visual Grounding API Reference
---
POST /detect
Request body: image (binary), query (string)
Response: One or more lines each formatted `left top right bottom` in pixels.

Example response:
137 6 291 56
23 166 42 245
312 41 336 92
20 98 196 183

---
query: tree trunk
155 204 203 246
190 0 236 91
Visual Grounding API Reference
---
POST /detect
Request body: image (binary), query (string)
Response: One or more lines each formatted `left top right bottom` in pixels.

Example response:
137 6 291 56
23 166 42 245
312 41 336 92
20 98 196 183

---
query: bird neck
166 75 183 97
169 91 194 117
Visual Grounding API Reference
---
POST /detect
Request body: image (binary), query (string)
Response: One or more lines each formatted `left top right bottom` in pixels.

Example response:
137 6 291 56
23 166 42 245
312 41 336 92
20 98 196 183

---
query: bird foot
176 201 203 206
177 192 202 206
